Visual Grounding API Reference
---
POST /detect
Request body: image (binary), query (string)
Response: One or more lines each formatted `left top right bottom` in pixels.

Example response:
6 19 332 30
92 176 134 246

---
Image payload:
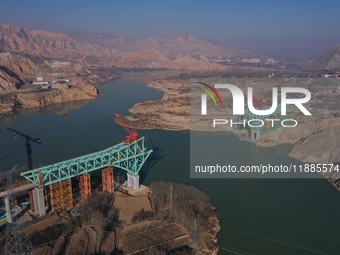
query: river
1 79 340 254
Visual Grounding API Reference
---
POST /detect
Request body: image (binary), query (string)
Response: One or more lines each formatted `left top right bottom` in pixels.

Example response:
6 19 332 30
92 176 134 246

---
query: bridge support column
127 173 133 187
251 130 261 141
49 179 73 212
33 187 46 217
102 167 114 193
79 174 91 200
127 173 140 190
132 175 140 190
4 196 13 223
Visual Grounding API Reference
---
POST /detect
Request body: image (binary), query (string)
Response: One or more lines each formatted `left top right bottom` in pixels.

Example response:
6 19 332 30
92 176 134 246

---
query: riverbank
0 77 109 119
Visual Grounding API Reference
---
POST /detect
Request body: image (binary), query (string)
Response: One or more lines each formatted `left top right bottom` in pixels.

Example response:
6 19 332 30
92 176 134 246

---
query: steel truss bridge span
20 137 152 187
243 104 283 132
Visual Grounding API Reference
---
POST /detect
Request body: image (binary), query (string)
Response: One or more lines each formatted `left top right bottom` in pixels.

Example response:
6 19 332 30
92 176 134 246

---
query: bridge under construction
243 103 284 141
1 136 152 219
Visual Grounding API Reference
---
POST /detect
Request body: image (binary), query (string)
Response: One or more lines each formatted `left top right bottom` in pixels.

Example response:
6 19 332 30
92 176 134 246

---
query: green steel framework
243 104 282 132
20 137 152 187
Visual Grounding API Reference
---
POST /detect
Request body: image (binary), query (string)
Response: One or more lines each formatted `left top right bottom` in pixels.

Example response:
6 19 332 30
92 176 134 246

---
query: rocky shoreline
0 68 120 118
0 83 99 118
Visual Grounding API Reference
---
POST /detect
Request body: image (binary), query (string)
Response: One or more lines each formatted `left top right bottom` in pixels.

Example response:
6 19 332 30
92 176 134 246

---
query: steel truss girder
243 104 282 132
20 137 152 186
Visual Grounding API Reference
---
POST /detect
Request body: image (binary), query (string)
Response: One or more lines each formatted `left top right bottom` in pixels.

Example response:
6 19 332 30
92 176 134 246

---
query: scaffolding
79 173 91 200
49 179 73 211
102 167 114 193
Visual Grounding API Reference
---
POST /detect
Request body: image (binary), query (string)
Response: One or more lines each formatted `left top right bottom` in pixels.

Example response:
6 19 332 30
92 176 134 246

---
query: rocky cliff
0 67 21 91
0 52 36 76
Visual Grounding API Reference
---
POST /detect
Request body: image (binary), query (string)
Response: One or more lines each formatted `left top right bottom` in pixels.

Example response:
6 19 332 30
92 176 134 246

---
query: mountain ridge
0 24 120 58
66 31 256 59
308 44 340 70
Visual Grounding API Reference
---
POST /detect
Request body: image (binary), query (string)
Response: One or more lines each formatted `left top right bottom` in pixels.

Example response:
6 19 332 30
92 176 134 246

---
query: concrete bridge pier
32 187 46 217
251 130 261 141
127 173 140 190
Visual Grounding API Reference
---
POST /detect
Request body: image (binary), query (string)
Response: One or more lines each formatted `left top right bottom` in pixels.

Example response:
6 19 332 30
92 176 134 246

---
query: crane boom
7 127 41 170
114 113 133 136
7 127 41 144
114 113 138 143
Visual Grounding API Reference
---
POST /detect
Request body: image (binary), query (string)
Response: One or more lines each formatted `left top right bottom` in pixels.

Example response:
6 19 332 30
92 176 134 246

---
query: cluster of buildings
240 58 276 65
32 77 70 85
213 57 277 66
32 77 70 89
324 72 340 78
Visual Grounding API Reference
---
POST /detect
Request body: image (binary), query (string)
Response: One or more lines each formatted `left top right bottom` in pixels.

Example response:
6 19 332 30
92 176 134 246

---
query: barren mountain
0 24 233 70
117 48 228 70
0 24 119 58
67 31 255 59
308 44 340 70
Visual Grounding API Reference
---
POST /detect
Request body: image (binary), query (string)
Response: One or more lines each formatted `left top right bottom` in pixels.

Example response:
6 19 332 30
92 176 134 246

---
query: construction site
0 114 219 254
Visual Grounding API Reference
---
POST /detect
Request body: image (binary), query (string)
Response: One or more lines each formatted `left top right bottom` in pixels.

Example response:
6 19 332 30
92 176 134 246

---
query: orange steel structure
79 173 91 200
49 179 73 211
102 166 114 193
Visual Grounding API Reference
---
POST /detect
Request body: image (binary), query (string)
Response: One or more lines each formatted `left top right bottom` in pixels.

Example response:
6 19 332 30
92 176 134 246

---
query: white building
265 58 275 65
33 81 49 85
51 79 70 84
33 77 50 85
241 58 261 64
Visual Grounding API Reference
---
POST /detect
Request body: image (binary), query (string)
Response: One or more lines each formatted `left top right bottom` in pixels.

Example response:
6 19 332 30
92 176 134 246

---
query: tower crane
114 113 138 143
7 127 41 170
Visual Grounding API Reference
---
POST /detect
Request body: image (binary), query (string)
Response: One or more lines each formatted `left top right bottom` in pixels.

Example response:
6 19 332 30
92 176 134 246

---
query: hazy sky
1 0 340 60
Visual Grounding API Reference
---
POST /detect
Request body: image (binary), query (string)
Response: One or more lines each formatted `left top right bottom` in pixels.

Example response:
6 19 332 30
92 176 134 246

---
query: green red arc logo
197 82 223 106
